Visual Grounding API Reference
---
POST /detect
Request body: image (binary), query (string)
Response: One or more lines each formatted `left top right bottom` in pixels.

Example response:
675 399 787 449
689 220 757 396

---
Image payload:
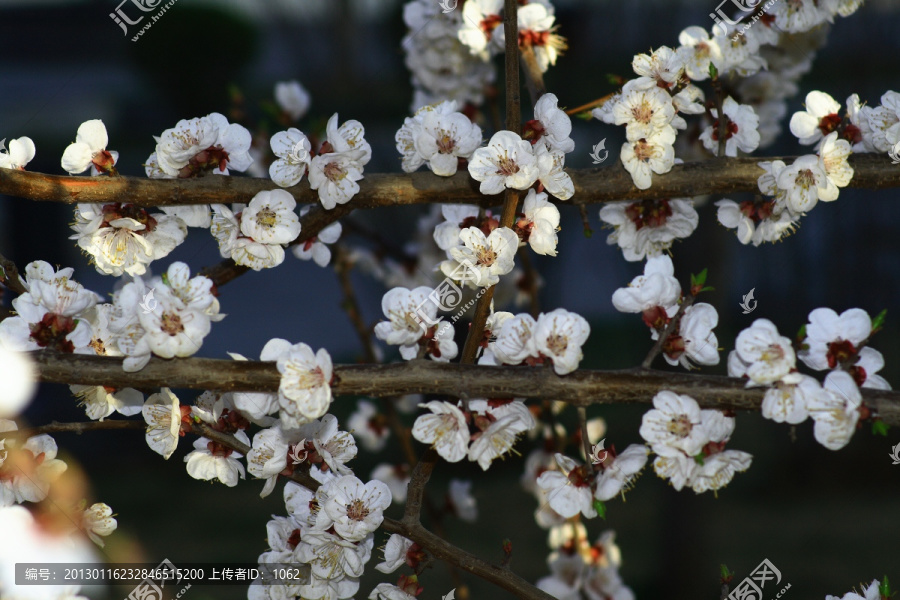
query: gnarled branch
30 352 900 426
2 154 898 209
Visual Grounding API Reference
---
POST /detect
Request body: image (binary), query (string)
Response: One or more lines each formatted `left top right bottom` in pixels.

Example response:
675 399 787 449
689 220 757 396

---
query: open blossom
293 206 342 267
320 475 392 541
699 97 760 157
185 431 249 487
412 400 469 463
413 107 482 176
348 400 390 453
80 502 117 547
210 204 289 271
467 399 535 470
639 391 712 457
493 313 539 365
269 128 312 187
142 387 186 459
70 203 187 277
0 260 100 354
0 430 68 506
443 226 519 287
308 149 366 209
776 154 837 213
70 385 143 421
619 128 676 190
240 189 301 245
807 370 862 450
535 143 575 200
530 93 575 154
593 444 649 501
818 132 854 190
375 534 415 574
468 130 540 194
227 338 287 421
599 198 698 262
536 453 597 519
432 204 481 251
789 90 842 145
374 286 434 350
533 308 590 375
61 119 118 175
518 189 560 256
732 319 799 387
246 426 290 498
677 26 721 81
276 342 334 428
396 101 456 172
663 302 720 369
612 82 676 141
715 198 798 246
761 374 822 424
632 46 685 90
612 254 681 315
688 449 753 494
274 80 311 121
150 112 253 178
457 0 503 59
0 136 35 170
799 307 872 371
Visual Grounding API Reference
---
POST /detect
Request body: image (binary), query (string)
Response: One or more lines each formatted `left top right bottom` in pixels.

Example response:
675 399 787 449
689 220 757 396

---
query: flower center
475 246 497 267
346 498 371 521
625 198 673 230
667 415 693 438
436 132 456 154
631 101 654 125
160 312 185 336
496 154 520 176
632 139 655 162
256 207 278 228
795 169 816 189
324 161 347 182
818 113 843 136
545 333 568 355
29 313 77 352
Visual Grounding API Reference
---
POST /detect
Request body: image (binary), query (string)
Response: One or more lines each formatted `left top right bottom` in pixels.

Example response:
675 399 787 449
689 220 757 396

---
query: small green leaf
871 419 889 437
879 576 891 598
694 453 705 466
720 564 733 580
161 272 170 287
708 62 719 80
575 111 595 121
593 499 606 519
583 227 593 238
691 268 708 288
796 324 807 342
872 309 887 333
700 286 715 293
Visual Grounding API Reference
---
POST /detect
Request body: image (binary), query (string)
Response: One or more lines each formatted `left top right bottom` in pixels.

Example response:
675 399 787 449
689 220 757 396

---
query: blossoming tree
0 1 899 599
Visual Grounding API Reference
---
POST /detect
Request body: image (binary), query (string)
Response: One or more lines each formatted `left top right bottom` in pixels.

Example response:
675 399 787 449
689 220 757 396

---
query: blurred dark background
2 0 900 598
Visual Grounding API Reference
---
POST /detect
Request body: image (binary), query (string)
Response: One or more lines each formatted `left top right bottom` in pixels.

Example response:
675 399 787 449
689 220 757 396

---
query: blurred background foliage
2 0 900 598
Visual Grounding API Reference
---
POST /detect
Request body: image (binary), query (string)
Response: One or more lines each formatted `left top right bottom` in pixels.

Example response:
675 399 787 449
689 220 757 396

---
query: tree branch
4 155 898 209
30 353 900 426
0 419 144 439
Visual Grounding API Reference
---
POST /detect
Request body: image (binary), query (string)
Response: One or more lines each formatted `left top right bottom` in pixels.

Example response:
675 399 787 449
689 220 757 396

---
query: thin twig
641 294 696 369
333 244 377 364
402 448 438 525
0 419 144 439
577 406 594 475
516 247 541 318
0 252 27 295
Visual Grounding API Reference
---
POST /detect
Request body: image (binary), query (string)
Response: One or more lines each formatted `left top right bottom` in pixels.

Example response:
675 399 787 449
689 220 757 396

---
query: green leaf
708 62 719 80
879 576 891 598
691 268 708 288
161 272 170 287
593 499 606 519
583 227 593 238
872 309 887 333
694 453 705 466
796 324 807 342
575 111 595 121
871 419 889 437
700 286 715 293
720 564 733 580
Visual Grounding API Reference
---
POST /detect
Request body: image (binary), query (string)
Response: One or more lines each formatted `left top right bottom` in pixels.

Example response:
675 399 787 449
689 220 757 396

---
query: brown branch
577 406 594 475
402 448 438 525
460 0 523 365
6 154 899 210
30 353 900 426
0 419 144 439
0 251 27 295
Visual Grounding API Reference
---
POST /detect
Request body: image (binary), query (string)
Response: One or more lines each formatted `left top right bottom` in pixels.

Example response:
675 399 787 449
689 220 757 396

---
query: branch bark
30 352 900 426
3 154 898 208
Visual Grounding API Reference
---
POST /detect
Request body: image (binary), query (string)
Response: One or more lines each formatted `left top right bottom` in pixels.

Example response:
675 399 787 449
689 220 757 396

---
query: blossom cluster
480 308 590 375
729 308 890 451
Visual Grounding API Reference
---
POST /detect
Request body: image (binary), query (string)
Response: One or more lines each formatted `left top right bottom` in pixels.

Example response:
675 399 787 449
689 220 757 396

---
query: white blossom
375 534 415 574
599 198 698 262
611 254 681 314
414 108 482 176
275 80 311 121
0 432 68 506
411 400 469 463
533 308 590 375
61 119 118 175
520 189 561 256
0 136 35 170
141 387 184 459
532 93 575 154
320 475 392 541
699 97 760 157
734 319 800 386
276 343 334 428
807 370 861 450
536 453 597 519
443 226 519 287
468 130 540 194
269 128 312 187
776 154 837 213
619 128 676 190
